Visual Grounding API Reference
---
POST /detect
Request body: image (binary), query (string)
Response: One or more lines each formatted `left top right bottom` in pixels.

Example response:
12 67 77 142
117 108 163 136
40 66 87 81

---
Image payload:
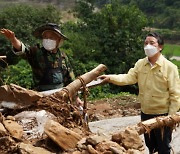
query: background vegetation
0 0 179 98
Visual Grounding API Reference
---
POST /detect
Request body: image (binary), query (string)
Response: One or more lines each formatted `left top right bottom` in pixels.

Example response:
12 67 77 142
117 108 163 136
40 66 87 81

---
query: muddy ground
87 94 141 121
0 92 142 154
1 91 179 154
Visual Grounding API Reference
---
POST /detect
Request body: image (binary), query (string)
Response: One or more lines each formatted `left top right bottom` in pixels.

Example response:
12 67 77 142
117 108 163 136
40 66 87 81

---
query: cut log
0 64 107 108
0 84 43 109
133 113 180 135
44 120 82 150
53 64 107 103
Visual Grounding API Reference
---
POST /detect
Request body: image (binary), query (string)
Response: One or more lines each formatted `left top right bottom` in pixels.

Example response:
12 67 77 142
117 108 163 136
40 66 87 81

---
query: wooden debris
53 64 107 103
44 120 82 150
0 84 43 109
134 113 180 135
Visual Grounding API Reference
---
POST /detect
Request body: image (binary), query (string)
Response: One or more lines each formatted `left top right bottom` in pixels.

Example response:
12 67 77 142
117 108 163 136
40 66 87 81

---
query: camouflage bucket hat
32 23 68 40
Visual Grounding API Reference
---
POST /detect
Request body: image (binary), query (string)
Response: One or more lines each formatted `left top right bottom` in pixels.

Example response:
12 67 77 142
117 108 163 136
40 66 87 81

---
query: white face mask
144 44 158 57
43 39 56 51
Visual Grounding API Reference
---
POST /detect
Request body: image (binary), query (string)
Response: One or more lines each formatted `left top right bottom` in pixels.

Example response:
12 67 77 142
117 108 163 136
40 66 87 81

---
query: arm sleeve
108 61 140 86
12 43 26 56
168 66 180 115
62 52 75 86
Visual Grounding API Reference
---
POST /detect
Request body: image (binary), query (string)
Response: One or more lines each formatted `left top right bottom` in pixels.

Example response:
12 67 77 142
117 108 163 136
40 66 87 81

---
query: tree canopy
0 0 148 95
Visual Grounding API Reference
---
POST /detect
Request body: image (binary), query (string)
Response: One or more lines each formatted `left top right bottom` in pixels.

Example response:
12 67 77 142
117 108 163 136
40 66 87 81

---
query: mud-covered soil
0 94 141 154
88 95 141 121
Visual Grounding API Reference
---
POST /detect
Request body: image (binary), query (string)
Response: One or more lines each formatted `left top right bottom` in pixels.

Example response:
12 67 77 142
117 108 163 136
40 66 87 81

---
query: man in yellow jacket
99 32 180 154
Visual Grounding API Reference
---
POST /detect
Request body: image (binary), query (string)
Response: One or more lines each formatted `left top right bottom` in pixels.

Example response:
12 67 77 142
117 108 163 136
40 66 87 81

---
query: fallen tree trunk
36 64 107 127
0 84 43 109
134 113 180 135
112 113 180 148
51 64 107 103
0 64 107 109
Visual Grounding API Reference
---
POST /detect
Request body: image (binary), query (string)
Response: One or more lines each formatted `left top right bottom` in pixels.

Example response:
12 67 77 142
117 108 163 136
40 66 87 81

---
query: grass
163 44 180 57
162 44 180 69
171 60 180 69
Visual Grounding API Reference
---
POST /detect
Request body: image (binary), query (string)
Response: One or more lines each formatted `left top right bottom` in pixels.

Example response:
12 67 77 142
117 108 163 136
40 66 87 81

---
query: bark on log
133 113 180 135
0 84 43 109
44 120 82 150
53 64 107 103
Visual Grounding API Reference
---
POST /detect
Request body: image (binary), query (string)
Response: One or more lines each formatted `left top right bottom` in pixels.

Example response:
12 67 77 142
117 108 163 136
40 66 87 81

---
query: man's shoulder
161 55 178 69
135 57 147 65
29 44 42 55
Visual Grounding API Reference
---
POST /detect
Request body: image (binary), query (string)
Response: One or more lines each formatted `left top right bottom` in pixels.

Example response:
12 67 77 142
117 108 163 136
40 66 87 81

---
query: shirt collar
144 54 164 67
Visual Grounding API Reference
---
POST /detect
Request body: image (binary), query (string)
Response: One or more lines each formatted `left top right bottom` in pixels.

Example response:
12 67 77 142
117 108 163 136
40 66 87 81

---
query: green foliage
0 4 62 88
95 0 180 31
0 59 33 88
163 44 180 57
61 0 148 95
0 4 62 65
154 28 180 43
171 60 180 69
71 0 148 75
120 0 180 31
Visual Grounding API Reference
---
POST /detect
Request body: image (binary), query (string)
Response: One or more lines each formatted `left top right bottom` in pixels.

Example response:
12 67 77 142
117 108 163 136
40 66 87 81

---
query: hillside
0 0 76 10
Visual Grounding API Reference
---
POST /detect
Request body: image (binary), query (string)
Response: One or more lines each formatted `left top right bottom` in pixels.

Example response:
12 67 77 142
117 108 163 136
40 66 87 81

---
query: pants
141 112 172 154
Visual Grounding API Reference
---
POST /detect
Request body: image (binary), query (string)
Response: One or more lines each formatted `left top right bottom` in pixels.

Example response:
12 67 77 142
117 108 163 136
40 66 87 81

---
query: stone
44 120 82 150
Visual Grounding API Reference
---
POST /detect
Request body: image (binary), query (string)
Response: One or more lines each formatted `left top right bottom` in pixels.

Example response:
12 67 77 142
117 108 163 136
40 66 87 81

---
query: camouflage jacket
14 43 75 91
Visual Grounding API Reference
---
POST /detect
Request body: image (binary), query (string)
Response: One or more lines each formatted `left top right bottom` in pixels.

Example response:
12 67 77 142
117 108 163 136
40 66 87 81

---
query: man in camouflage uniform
1 23 75 91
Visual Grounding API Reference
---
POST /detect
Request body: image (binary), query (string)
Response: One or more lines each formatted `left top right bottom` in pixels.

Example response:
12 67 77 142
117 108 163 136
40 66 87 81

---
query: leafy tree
0 59 33 89
63 0 148 94
0 4 62 65
70 0 148 74
0 4 62 88
118 0 180 30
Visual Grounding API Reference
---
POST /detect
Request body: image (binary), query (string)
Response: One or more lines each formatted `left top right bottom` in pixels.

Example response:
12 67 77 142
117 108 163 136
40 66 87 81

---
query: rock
44 120 82 150
3 119 23 140
6 116 15 121
72 151 82 154
0 136 16 152
18 142 53 154
110 146 126 154
112 127 144 150
0 122 7 136
87 144 99 154
95 140 126 153
127 149 143 154
77 137 87 150
86 134 108 146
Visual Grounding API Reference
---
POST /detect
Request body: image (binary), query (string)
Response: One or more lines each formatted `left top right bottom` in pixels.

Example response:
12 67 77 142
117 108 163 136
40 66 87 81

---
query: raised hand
0 28 16 41
0 28 21 50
